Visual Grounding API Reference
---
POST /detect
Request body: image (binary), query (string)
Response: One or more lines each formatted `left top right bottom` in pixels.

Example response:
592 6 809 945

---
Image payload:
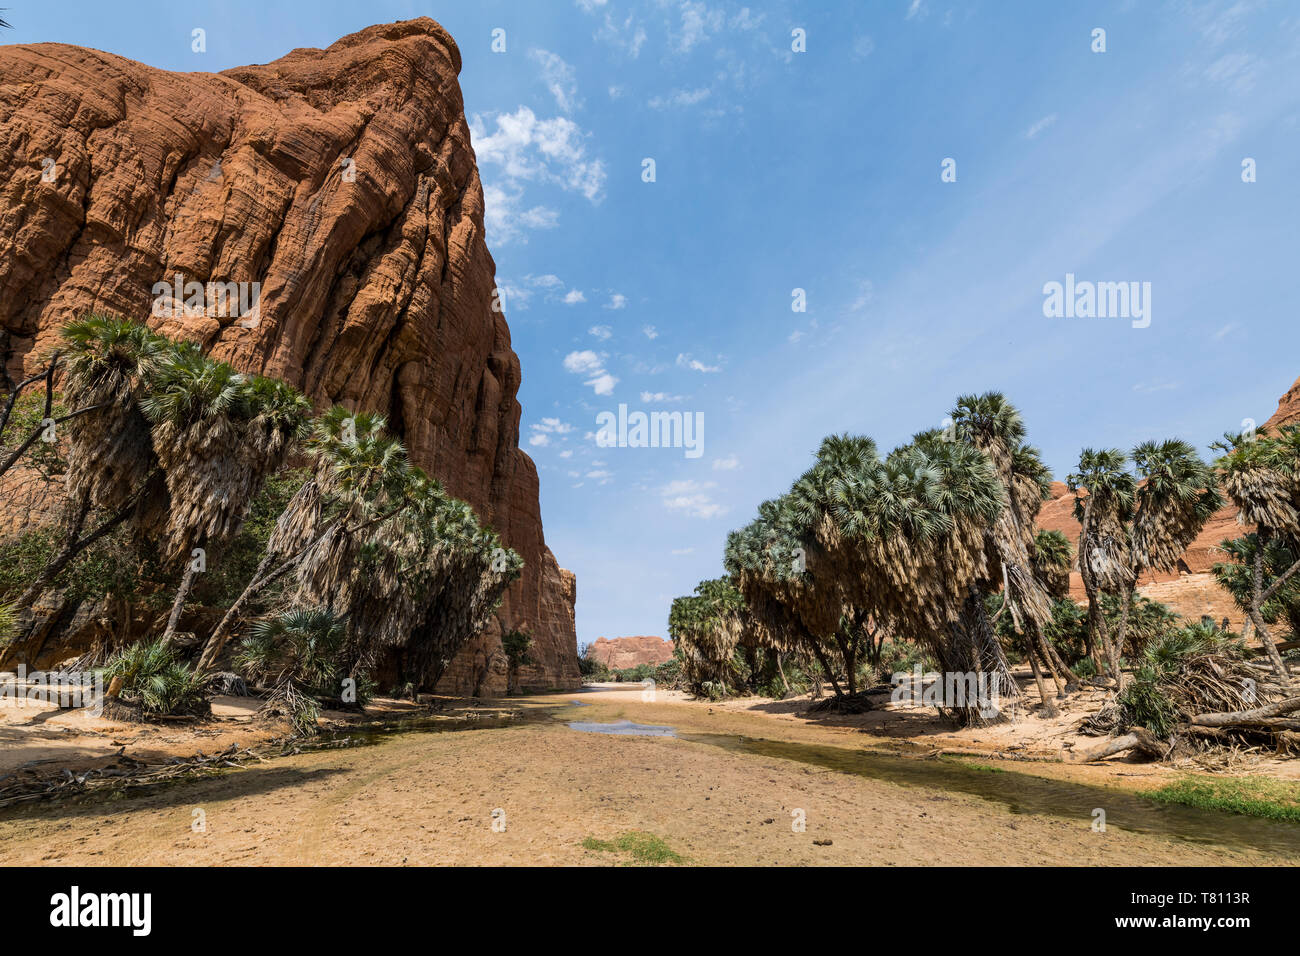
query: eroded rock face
0 18 579 692
1035 374 1300 626
585 636 675 671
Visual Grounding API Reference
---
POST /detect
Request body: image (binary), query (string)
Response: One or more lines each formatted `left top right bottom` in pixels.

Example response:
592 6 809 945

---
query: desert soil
0 683 1296 866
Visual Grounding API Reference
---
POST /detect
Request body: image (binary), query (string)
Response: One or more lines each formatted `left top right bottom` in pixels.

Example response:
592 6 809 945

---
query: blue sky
9 1 1300 648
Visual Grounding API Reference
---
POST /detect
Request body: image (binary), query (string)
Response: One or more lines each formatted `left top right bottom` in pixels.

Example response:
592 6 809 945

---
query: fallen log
1077 726 1167 762
1189 696 1300 727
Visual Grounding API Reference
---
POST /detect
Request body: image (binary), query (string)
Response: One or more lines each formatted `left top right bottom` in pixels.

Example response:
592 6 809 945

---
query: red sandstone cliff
585 636 675 671
0 19 578 692
1036 374 1300 626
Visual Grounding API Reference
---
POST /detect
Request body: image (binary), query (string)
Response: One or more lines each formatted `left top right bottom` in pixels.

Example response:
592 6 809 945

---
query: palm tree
1068 448 1136 682
838 434 1017 721
396 492 524 691
1032 530 1073 600
141 342 310 645
1069 440 1222 689
236 606 350 734
9 317 166 615
1118 439 1223 677
952 393 1073 711
502 629 534 695
1211 534 1300 645
1216 427 1300 684
668 576 759 696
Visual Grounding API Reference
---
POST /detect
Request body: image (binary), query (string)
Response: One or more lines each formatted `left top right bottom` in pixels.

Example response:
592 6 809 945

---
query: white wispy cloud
640 391 685 402
605 293 628 310
642 325 659 339
471 106 606 244
589 324 612 340
649 87 712 110
1024 113 1058 140
672 1 725 53
528 417 575 447
564 289 587 304
660 479 726 519
530 49 582 113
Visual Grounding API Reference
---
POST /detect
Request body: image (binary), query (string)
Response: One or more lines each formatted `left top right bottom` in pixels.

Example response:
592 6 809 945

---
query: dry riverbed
1 684 1297 866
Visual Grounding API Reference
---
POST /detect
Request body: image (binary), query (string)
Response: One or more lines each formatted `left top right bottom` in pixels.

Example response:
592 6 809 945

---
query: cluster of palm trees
671 392 1245 724
0 315 523 718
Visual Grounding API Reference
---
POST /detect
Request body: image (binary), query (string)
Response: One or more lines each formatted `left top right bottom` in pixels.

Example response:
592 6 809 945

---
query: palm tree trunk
775 652 790 696
1113 585 1134 691
1252 544 1293 686
1024 641 1056 717
196 550 279 670
1040 629 1077 688
1078 504 1119 683
809 641 843 697
161 547 202 646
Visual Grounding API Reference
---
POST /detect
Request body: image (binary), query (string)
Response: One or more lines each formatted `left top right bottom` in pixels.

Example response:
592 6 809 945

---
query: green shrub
237 606 369 734
105 639 209 716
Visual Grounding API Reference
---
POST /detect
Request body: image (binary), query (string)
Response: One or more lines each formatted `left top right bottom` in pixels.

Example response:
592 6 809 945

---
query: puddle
568 719 676 737
678 732 1300 855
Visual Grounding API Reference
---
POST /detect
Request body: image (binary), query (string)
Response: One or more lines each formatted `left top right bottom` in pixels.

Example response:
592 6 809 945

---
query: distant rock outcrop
585 636 675 671
0 19 579 692
1036 374 1300 626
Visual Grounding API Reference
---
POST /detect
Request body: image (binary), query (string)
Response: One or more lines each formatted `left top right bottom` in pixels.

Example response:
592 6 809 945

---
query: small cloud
905 0 928 20
533 417 574 435
676 353 721 373
642 325 659 339
712 455 740 471
604 293 628 310
564 289 587 305
529 434 550 447
1132 382 1179 394
852 35 875 59
1023 113 1058 140
563 350 618 395
671 547 695 556
788 330 804 343
589 324 612 340
1212 323 1238 341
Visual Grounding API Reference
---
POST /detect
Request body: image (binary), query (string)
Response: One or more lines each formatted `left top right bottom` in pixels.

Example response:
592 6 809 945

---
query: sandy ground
0 694 436 777
0 684 1295 866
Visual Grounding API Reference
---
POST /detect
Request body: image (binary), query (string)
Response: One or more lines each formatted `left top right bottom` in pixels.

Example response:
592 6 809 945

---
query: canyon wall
585 636 675 671
0 18 579 692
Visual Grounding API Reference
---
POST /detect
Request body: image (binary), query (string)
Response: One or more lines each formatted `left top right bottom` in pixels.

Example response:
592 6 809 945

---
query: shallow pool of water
568 719 676 737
